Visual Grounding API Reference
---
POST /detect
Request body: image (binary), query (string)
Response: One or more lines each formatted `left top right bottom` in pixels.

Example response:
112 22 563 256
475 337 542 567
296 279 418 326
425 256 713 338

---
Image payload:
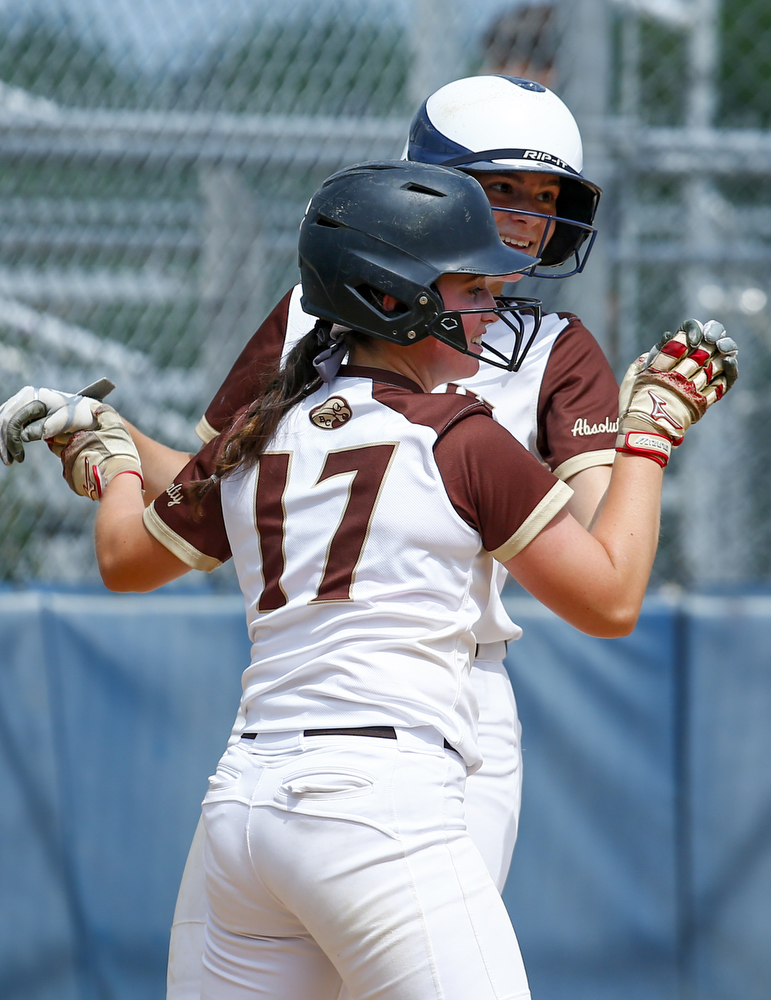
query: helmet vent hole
402 182 445 198
355 284 408 316
316 217 341 229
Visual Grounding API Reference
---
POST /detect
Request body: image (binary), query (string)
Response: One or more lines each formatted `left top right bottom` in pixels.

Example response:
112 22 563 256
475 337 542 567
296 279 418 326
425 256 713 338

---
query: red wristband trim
112 469 145 489
615 431 671 468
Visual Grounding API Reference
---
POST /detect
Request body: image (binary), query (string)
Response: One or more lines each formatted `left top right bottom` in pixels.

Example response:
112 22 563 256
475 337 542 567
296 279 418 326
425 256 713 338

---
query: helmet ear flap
427 310 468 352
343 279 435 344
557 177 600 226
534 176 600 268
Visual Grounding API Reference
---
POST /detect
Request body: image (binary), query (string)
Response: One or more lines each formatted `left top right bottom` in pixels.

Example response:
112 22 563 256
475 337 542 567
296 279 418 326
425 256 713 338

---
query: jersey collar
338 364 424 393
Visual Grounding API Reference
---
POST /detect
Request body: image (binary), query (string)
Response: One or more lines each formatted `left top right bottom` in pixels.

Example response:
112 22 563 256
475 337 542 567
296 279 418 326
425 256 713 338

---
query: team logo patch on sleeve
310 396 352 429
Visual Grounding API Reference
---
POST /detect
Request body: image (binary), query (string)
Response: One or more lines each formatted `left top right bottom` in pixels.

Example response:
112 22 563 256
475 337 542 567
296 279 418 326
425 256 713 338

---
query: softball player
56 159 735 1000
171 81 617 978
0 77 633 997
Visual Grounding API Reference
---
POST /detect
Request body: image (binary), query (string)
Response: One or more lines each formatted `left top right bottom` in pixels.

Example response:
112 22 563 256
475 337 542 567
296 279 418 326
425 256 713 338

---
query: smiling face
472 170 561 291
410 272 498 386
436 272 496 348
350 273 498 390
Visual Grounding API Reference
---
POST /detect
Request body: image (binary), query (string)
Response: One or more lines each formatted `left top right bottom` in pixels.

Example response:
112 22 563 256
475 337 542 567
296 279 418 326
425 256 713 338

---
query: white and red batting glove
48 402 143 500
0 378 115 465
616 318 738 467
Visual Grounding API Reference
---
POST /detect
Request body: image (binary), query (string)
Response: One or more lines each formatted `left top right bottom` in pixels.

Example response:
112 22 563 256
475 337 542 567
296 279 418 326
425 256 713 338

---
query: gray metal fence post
556 0 613 359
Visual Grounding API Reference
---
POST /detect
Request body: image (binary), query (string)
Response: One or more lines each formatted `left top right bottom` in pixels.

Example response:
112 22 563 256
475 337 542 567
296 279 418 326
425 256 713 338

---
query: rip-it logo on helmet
521 149 576 172
442 147 581 177
406 75 602 278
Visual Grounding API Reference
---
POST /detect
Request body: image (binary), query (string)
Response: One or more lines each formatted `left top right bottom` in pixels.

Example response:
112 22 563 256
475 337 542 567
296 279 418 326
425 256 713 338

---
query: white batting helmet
406 75 601 275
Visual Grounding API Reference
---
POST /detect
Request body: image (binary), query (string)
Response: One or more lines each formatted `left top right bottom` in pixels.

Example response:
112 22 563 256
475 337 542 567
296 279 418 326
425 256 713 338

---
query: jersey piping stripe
142 504 222 573
489 480 573 562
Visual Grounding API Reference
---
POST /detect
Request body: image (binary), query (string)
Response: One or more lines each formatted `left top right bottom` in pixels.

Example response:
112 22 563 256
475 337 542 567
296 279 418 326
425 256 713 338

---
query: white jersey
198 284 618 646
166 294 616 1000
453 311 614 641
147 367 572 769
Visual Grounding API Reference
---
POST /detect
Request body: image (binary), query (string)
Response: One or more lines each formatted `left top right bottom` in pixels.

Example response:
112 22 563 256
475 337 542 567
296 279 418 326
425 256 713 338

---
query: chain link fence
0 0 769 586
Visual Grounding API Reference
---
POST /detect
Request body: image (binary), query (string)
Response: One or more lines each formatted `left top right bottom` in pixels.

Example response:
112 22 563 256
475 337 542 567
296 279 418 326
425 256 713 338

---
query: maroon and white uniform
164 289 617 1000
197 285 618 482
148 366 571 770
196 284 617 652
147 366 571 1000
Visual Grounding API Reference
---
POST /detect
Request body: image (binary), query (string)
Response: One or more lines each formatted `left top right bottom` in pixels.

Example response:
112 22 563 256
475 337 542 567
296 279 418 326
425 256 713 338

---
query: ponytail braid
187 321 349 507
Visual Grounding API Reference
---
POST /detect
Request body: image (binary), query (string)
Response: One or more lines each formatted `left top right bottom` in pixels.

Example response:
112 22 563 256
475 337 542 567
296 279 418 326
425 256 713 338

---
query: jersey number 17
255 443 398 612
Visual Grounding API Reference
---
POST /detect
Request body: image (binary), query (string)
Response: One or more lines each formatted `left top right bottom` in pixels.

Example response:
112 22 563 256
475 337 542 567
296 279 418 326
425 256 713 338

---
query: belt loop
240 731 304 753
474 640 508 661
394 727 446 756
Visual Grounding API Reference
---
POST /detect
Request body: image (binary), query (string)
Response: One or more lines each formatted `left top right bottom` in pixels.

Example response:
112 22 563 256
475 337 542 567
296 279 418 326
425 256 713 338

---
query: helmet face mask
488 203 598 277
406 75 602 278
429 295 542 372
299 160 544 371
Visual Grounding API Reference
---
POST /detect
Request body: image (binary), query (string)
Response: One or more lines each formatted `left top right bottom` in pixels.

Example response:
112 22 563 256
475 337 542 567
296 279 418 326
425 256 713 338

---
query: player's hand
616 318 738 467
49 403 143 501
0 378 115 465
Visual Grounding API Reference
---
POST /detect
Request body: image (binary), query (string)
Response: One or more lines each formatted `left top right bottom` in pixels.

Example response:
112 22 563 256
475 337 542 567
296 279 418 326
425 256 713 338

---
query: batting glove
49 403 143 501
0 378 115 465
616 318 738 467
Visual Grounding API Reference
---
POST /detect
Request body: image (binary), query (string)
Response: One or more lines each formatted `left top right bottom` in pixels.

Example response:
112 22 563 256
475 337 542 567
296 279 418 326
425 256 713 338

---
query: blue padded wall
1 589 769 1000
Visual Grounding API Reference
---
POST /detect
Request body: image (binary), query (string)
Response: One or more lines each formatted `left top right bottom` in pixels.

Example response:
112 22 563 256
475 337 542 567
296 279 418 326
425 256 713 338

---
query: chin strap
312 323 350 382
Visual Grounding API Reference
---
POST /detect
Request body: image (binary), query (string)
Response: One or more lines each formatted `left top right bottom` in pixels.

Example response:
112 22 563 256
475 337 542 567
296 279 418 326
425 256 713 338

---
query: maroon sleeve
203 290 293 435
148 437 232 568
434 413 567 554
536 315 619 471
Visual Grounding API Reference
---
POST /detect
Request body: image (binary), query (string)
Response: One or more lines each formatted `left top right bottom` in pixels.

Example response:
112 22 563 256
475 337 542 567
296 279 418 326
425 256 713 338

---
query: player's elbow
96 541 157 592
98 557 151 593
587 615 638 639
97 537 191 592
576 598 641 638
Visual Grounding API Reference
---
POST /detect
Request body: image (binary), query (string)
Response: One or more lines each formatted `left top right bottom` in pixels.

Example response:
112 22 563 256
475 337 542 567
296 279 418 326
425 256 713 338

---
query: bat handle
77 377 116 401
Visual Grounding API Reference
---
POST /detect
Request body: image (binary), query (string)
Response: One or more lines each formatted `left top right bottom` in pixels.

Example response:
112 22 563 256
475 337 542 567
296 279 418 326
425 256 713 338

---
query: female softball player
163 84 618 990
0 78 681 999
55 159 735 1000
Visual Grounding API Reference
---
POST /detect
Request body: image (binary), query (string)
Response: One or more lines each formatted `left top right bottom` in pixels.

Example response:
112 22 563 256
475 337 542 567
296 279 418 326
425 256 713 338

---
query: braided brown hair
187 321 353 506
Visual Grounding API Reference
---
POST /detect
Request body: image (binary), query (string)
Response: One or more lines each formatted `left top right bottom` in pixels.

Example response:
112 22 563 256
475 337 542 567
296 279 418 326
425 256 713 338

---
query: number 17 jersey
145 366 571 770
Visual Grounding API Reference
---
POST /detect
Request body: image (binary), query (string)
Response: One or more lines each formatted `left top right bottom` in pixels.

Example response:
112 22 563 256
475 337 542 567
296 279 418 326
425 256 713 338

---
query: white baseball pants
168 654 523 1000
199 727 529 1000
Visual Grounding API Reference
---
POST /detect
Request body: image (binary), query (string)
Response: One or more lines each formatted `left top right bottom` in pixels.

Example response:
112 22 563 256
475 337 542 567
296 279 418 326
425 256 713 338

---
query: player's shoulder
544 311 613 368
245 283 309 351
265 286 297 329
551 311 603 347
441 383 492 410
286 283 314 341
388 386 494 442
229 287 297 363
340 367 493 437
507 309 589 368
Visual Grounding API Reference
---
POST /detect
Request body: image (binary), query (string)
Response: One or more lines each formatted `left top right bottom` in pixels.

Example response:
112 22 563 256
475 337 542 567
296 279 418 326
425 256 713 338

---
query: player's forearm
506 454 662 637
586 452 662 619
121 418 194 505
546 456 662 635
95 473 189 592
